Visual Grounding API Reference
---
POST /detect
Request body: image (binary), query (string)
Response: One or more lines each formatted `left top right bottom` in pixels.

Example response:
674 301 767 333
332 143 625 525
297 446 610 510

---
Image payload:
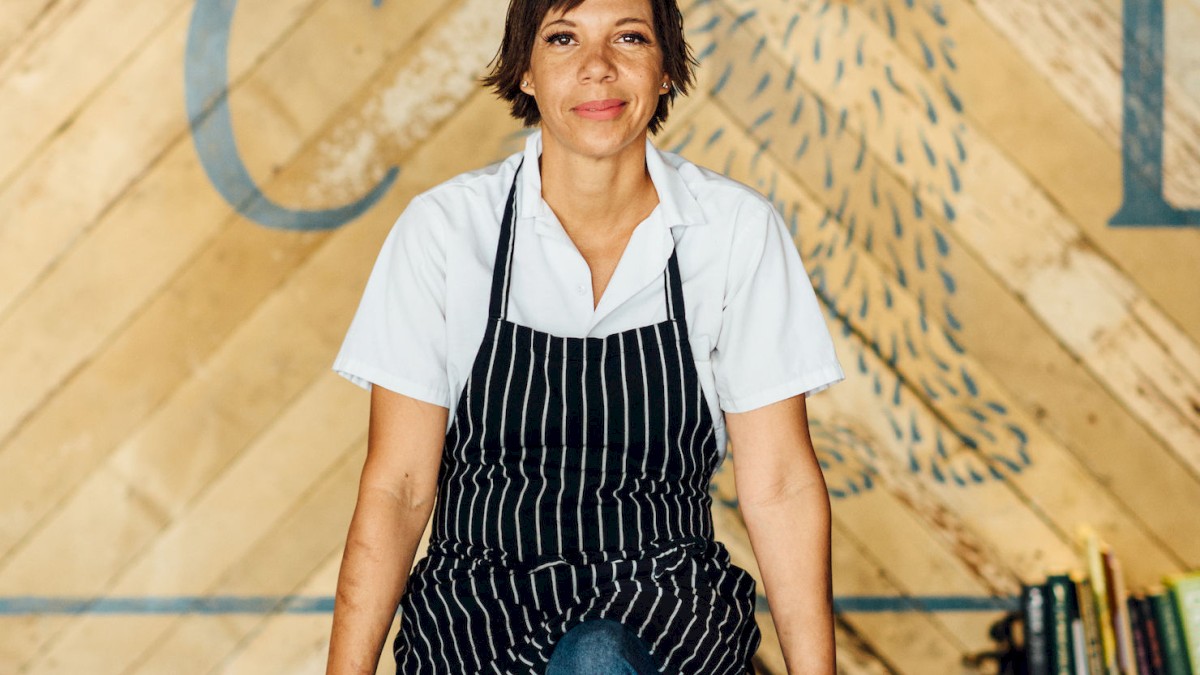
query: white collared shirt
334 130 844 457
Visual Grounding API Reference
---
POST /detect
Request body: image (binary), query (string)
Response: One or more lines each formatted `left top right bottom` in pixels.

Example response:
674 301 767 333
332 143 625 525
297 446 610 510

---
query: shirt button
576 285 588 296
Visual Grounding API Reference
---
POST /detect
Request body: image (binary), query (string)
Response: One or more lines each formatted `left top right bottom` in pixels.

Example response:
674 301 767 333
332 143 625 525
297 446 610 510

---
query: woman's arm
725 394 835 675
326 386 448 675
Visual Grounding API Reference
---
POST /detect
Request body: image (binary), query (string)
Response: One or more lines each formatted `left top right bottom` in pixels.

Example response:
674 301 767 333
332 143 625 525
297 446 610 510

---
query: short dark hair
481 0 697 134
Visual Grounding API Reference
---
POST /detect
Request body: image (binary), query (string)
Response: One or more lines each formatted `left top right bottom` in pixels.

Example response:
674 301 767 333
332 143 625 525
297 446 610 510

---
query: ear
520 71 535 96
659 76 671 96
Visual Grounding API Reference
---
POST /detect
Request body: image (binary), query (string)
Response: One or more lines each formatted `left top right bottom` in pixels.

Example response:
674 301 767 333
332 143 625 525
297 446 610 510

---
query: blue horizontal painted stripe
1 595 1018 615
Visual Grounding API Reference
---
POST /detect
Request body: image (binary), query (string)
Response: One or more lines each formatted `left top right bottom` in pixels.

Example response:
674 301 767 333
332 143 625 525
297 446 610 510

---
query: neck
537 131 657 236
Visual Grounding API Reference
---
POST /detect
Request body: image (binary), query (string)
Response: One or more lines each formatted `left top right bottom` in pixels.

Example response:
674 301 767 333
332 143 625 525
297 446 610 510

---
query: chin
552 122 648 160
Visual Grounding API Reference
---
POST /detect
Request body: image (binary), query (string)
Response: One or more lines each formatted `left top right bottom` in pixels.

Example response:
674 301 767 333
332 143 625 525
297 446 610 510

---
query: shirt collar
509 129 706 232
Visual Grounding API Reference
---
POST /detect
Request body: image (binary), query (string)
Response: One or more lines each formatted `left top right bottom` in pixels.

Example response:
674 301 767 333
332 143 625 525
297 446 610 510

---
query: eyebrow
541 17 652 29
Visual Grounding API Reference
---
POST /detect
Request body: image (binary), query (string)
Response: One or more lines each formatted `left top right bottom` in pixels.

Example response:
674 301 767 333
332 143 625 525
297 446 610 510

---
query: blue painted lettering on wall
185 0 397 231
1110 0 1199 227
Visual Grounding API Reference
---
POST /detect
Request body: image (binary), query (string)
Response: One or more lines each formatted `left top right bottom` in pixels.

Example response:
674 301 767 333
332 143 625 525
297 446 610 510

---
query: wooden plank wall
1 0 1197 672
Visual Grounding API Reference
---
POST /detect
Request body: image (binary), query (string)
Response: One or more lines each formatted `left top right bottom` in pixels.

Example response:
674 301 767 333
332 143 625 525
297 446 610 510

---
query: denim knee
546 619 659 674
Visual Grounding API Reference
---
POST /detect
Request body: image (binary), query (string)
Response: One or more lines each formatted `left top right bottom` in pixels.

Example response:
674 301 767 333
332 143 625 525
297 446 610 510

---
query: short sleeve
333 195 451 408
711 200 845 413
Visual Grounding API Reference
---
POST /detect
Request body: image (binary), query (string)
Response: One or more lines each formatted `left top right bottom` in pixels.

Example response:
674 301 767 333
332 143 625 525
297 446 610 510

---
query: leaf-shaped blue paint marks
944 302 961 330
903 319 918 357
918 87 939 125
884 4 897 38
783 12 800 47
729 8 758 33
986 463 1005 481
885 64 906 94
685 0 712 11
942 75 963 112
711 62 733 95
964 406 987 423
939 267 956 294
953 126 967 162
751 35 767 63
829 487 846 499
723 148 736 175
873 372 883 396
818 209 832 230
858 288 869 319
750 107 774 129
883 280 894 308
908 447 920 473
840 3 849 31
669 125 695 154
856 34 865 67
909 412 922 442
1006 423 1027 444
911 181 924 219
968 466 984 483
940 37 957 70
862 472 874 489
931 461 946 483
751 137 771 170
693 14 720 34
944 328 965 354
835 186 850 221
933 226 950 255
768 172 778 203
837 107 848 135
857 350 869 374
824 152 834 189
845 214 857 245
790 95 805 125
920 131 937 167
818 459 831 470
947 160 961 193
929 2 948 25
818 101 828 136
818 1 833 18
892 377 903 406
813 29 823 62
843 252 859 291
936 430 949 458
904 0 915 9
942 196 957 222
786 58 798 91
696 41 718 62
914 235 927 271
915 29 935 69
961 366 979 396
951 466 967 487
863 223 874 251
888 333 899 366
870 169 880 206
834 59 844 85
895 132 906 164
870 87 883 121
890 200 904 238
984 401 1008 415
975 425 997 443
920 376 939 400
705 126 724 149
991 453 1023 473
788 209 799 236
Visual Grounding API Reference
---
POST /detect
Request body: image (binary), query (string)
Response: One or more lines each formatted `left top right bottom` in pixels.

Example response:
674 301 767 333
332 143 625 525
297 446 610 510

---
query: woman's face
521 0 669 161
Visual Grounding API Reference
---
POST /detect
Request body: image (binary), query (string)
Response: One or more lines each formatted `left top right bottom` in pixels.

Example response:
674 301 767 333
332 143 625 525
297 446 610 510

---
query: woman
327 0 844 672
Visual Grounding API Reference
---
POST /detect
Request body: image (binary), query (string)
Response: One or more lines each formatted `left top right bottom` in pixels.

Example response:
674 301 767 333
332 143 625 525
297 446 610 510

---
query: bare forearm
740 482 835 675
327 487 433 675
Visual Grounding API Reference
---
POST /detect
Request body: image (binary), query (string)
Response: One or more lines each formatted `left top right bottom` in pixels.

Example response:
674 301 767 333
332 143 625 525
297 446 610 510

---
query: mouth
572 99 627 120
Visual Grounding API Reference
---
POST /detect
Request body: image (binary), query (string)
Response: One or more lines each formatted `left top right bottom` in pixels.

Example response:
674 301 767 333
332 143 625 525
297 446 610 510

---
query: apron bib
394 163 761 674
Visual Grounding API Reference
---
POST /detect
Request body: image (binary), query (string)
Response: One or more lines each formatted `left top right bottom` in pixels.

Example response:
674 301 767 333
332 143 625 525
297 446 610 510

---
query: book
1078 577 1107 675
1170 573 1200 673
1081 527 1119 673
1050 574 1081 675
1130 594 1154 675
1149 587 1192 675
1025 581 1053 675
1104 548 1138 674
1136 594 1167 675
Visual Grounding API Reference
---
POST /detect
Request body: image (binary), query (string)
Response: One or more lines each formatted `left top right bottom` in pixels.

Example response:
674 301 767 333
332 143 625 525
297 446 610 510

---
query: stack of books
1020 526 1200 675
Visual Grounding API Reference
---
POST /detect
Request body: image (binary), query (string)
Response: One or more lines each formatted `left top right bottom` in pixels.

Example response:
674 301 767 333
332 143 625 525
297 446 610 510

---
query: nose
577 42 617 83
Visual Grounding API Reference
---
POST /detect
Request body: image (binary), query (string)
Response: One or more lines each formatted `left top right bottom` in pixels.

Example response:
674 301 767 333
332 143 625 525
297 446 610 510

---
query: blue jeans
545 619 660 674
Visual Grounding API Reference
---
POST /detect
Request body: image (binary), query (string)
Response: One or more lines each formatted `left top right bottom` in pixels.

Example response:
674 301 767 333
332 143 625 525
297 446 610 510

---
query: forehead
541 0 655 23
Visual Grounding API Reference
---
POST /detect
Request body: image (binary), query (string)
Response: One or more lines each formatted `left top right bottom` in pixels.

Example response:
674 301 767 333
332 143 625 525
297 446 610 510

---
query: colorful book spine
1105 549 1138 674
1050 574 1081 675
1079 578 1107 675
1150 588 1192 675
1171 573 1200 674
1026 581 1053 675
1137 594 1167 675
1082 527 1118 673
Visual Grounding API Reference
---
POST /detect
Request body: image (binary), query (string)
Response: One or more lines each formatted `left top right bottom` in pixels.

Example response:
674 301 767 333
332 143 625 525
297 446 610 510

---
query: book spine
1105 550 1138 674
1131 595 1154 675
1150 591 1192 675
1174 577 1200 674
1026 582 1053 675
1079 579 1107 675
1139 595 1167 675
1050 574 1081 675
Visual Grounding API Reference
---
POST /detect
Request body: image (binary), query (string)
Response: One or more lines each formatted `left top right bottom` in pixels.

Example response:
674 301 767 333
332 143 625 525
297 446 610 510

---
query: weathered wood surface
1 0 1198 672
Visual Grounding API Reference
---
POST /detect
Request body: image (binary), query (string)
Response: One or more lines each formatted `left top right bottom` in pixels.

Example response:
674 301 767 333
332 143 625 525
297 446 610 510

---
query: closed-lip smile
572 98 626 120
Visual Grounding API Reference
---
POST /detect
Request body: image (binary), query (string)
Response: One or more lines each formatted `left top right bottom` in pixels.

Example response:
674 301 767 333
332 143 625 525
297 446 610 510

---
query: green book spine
1049 574 1080 675
1079 579 1107 675
1174 575 1200 674
1150 590 1191 675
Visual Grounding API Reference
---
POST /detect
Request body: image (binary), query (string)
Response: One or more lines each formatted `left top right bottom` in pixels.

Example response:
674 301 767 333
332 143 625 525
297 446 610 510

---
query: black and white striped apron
394 164 761 674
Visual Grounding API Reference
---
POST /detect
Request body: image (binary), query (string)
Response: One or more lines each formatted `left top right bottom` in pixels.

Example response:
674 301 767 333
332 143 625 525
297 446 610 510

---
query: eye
617 32 651 44
544 32 576 46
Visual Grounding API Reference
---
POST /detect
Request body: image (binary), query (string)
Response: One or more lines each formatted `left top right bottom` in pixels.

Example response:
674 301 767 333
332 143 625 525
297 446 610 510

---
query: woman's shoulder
412 151 522 225
654 146 779 230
